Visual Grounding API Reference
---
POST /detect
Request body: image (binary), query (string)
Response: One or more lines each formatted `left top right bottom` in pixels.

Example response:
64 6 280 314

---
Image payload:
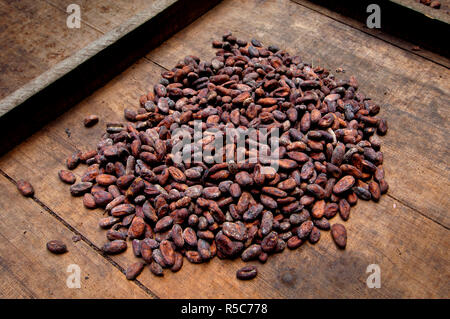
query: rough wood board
0 0 177 118
0 0 448 298
293 0 450 68
0 0 219 157
304 0 450 58
0 0 159 101
45 0 158 33
148 0 450 228
0 0 102 100
0 175 150 298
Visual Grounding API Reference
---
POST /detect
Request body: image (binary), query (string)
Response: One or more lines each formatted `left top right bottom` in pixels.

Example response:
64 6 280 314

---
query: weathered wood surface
0 0 155 100
45 0 157 33
0 0 448 298
0 175 150 298
0 0 220 157
0 0 97 100
294 0 450 68
303 0 450 59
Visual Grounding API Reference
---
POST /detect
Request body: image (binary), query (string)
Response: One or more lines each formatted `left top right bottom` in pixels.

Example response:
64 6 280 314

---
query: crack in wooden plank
0 168 160 299
387 193 449 231
143 57 169 71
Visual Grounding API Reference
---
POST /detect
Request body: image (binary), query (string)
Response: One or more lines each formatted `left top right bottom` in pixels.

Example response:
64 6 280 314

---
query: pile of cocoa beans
59 32 388 280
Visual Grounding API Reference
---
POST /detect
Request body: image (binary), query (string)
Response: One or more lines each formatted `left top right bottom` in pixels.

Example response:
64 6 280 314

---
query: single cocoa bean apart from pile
84 115 99 127
17 179 34 197
46 240 67 254
236 265 258 280
331 224 347 249
57 32 388 280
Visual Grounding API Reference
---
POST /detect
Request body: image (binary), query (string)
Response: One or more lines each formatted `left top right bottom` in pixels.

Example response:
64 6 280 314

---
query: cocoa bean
333 175 355 194
331 224 347 249
58 170 76 184
46 240 67 254
102 240 127 254
84 115 99 127
17 179 34 197
70 182 92 196
241 244 262 261
236 265 258 280
126 262 144 280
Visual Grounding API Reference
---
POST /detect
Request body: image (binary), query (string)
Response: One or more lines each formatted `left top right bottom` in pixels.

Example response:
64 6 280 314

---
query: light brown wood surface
0 0 448 298
0 0 154 100
0 174 149 298
292 0 450 68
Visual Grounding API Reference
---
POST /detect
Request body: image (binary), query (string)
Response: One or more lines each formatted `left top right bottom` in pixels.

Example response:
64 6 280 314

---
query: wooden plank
0 175 150 298
147 0 450 227
0 0 102 100
45 0 158 33
0 0 158 101
0 56 447 298
0 0 220 156
302 0 450 58
293 0 450 68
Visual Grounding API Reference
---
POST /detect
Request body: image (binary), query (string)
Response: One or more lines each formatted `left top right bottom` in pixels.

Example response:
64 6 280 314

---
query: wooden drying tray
306 0 450 58
0 0 221 156
0 0 448 298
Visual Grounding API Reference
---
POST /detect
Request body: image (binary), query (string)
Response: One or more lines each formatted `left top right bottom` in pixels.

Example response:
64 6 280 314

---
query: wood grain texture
0 0 448 298
0 0 158 100
302 0 450 58
45 0 158 33
0 0 102 99
293 0 450 68
0 175 150 298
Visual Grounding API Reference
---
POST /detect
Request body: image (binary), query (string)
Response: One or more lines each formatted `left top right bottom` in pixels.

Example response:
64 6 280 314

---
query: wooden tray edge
0 0 221 155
